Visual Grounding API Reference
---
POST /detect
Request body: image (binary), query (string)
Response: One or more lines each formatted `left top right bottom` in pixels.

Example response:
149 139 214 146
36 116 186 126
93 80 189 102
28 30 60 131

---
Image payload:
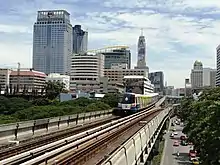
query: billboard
125 79 144 94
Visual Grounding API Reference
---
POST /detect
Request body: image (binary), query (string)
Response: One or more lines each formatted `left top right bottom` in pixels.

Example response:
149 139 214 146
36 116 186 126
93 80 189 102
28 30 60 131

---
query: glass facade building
148 71 164 94
33 10 73 75
216 45 220 86
102 48 131 69
72 25 88 54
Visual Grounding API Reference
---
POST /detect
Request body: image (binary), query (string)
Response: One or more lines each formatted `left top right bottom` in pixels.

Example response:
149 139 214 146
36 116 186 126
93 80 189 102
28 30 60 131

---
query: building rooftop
194 60 203 66
10 70 46 77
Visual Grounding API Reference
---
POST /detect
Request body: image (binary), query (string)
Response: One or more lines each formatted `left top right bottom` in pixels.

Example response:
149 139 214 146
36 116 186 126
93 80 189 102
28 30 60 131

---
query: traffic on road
161 117 201 165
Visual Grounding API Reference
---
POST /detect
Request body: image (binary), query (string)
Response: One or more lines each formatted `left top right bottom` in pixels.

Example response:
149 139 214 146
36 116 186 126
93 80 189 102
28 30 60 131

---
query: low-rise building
0 69 11 94
104 68 148 84
124 75 154 94
46 73 70 90
10 69 46 94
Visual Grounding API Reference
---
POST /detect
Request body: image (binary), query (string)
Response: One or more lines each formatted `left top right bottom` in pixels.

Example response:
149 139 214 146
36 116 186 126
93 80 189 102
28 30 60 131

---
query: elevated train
113 92 159 116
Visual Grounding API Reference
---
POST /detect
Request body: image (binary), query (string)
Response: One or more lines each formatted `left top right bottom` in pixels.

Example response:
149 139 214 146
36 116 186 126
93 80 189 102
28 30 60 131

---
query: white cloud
0 0 219 88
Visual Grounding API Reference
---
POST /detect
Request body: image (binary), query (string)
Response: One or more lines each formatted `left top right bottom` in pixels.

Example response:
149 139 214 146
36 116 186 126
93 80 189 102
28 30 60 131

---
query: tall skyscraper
72 25 88 54
33 10 73 75
216 45 220 86
203 68 216 87
190 60 203 88
148 71 164 94
136 29 148 69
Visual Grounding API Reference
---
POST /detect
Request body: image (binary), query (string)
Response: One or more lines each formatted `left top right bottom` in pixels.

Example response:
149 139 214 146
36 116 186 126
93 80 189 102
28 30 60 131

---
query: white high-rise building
70 53 104 92
190 60 203 88
33 10 72 75
203 68 216 87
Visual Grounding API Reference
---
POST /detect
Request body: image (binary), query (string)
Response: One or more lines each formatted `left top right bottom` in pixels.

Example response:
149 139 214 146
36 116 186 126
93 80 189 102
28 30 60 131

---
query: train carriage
113 92 159 116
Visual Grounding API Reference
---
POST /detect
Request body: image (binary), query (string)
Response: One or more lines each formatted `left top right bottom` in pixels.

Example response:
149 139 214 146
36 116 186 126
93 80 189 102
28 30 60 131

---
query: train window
121 94 135 104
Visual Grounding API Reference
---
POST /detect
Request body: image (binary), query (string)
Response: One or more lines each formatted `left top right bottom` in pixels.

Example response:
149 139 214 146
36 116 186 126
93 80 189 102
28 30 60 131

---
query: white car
174 132 178 135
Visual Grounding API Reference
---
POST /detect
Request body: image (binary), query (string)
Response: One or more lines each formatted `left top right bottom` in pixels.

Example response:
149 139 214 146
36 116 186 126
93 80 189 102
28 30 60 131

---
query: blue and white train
113 92 159 116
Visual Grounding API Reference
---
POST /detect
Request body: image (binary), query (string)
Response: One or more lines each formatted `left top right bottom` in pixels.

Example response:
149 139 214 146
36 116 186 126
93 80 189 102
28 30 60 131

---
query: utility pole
17 62 20 94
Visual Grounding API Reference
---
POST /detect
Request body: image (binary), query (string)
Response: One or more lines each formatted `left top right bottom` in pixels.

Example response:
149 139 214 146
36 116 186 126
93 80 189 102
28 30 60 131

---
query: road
161 118 193 165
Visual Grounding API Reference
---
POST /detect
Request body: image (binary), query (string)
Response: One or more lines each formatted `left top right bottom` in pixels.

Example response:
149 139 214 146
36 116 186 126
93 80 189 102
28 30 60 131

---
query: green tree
0 96 10 114
101 93 121 107
179 87 220 165
45 81 66 100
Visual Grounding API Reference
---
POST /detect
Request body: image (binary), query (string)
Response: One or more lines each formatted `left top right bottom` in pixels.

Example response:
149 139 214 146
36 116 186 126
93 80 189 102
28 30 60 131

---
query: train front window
121 94 135 104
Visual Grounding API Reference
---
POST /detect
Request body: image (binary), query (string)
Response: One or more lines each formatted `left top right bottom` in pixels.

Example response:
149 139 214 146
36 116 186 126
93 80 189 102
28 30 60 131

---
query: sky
0 0 219 88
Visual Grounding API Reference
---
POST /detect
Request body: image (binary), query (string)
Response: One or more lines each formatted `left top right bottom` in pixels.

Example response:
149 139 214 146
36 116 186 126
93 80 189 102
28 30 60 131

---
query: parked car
170 133 174 138
180 135 186 140
173 141 179 146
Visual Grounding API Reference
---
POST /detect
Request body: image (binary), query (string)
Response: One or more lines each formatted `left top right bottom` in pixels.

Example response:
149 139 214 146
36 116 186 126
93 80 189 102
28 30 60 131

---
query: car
189 150 197 156
180 135 186 140
173 141 179 146
170 133 174 138
174 132 178 135
172 128 176 131
191 158 200 164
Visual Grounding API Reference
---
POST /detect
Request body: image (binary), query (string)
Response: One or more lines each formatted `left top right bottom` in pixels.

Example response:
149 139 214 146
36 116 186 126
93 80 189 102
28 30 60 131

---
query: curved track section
0 103 157 165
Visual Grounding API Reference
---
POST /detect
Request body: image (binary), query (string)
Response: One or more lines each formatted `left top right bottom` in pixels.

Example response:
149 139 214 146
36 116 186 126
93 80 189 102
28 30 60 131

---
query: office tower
33 10 73 75
216 45 220 86
185 78 192 97
148 71 164 94
102 47 131 69
135 29 148 69
203 68 216 87
190 60 203 88
72 25 88 54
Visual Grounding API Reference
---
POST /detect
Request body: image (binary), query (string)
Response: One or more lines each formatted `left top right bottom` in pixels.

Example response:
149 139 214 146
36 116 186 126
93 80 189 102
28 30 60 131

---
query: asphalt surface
161 118 193 165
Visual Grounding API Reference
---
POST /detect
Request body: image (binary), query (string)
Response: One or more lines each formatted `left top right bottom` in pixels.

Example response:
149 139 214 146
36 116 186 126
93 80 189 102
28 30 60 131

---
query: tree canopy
179 87 220 165
0 96 112 124
45 81 66 99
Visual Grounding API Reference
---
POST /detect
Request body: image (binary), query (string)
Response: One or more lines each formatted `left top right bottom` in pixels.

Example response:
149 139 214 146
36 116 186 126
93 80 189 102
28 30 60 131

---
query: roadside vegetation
0 82 120 124
178 87 220 165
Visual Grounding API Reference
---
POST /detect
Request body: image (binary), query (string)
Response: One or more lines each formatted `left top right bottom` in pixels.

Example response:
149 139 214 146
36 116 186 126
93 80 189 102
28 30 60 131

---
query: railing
0 109 113 139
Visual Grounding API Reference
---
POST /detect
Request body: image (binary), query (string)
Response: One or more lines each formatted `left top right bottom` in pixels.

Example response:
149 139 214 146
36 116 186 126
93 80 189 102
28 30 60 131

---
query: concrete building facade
203 68 216 87
70 53 104 92
0 69 11 93
190 60 203 88
10 69 46 93
33 10 72 75
104 68 148 84
46 73 70 90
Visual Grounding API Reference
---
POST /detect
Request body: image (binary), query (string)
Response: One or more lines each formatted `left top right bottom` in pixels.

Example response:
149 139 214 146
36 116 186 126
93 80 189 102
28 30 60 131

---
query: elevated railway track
0 103 158 165
0 116 119 160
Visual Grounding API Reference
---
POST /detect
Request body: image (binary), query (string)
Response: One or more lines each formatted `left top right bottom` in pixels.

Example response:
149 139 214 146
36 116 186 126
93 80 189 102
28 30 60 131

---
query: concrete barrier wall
103 108 170 165
0 109 113 139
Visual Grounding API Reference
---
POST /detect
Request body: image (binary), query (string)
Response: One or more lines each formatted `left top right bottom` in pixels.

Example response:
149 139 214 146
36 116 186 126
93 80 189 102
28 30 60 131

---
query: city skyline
0 0 218 87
